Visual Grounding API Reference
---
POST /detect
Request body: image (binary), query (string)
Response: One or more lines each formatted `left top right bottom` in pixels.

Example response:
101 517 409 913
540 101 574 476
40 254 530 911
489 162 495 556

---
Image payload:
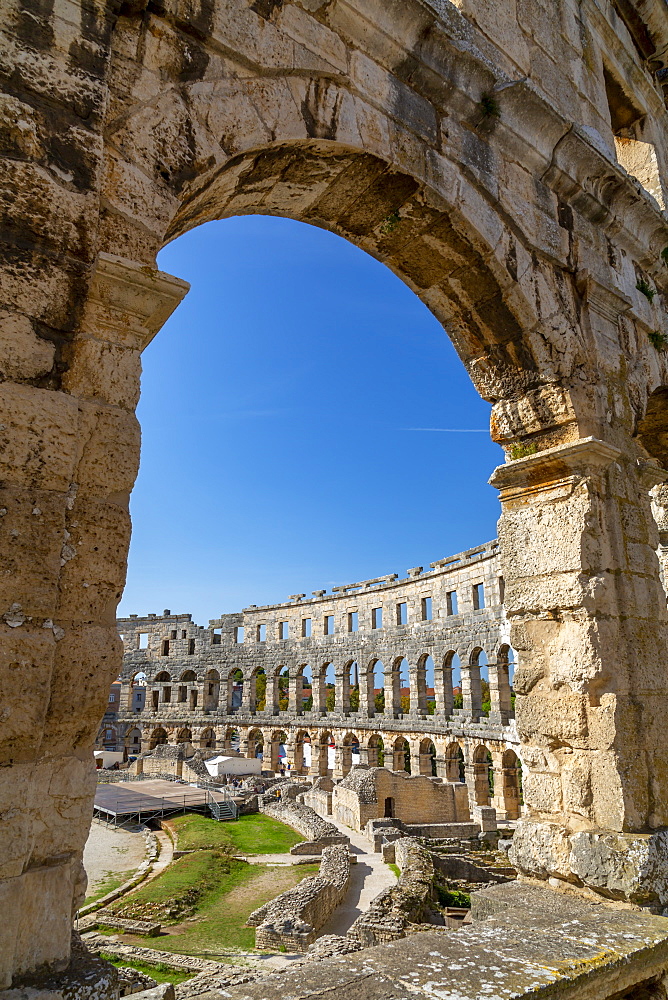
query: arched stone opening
204 669 220 712
249 668 266 715
247 729 264 762
125 727 142 752
369 659 384 715
293 729 311 775
436 651 457 717
493 748 522 821
223 727 240 754
199 728 216 750
469 744 494 807
442 742 465 783
392 736 410 773
271 730 288 773
367 734 384 769
419 738 437 776
148 727 168 751
226 668 244 714
176 727 192 745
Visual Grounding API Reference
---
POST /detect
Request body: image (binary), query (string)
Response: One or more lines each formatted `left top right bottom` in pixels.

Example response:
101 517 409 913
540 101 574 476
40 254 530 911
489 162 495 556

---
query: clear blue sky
118 216 504 625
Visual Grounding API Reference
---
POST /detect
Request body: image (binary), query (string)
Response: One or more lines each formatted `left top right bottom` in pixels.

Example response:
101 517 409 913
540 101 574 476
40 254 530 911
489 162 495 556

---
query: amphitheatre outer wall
110 540 523 822
5 0 668 989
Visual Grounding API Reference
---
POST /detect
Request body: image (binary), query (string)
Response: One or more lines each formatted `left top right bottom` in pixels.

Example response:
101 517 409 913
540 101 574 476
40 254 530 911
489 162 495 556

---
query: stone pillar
492 753 522 821
241 675 253 715
0 253 188 988
409 661 427 716
459 663 482 721
434 659 454 718
488 659 512 724
288 671 304 715
359 664 374 717
335 665 350 715
310 739 329 777
312 670 326 716
384 663 399 718
119 679 133 712
490 438 668 899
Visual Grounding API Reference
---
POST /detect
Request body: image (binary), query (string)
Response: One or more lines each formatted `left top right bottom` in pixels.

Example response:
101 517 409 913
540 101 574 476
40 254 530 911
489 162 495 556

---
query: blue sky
118 216 504 625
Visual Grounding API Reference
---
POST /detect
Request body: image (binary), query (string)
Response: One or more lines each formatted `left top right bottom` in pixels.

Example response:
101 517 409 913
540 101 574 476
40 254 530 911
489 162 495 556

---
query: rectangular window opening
181 629 187 639
279 621 289 640
188 638 196 655
170 629 177 640
324 615 334 636
235 626 245 644
302 618 312 638
138 632 149 649
257 623 266 642
499 576 505 604
372 607 383 629
396 602 407 626
472 583 485 611
348 611 358 632
604 66 664 208
161 639 170 656
178 685 187 703
446 591 458 616
163 686 171 703
421 596 432 621
211 628 222 645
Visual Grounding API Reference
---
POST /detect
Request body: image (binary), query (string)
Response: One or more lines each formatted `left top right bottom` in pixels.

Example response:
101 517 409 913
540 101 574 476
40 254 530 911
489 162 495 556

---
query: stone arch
176 727 192 745
204 669 220 711
444 741 465 783
367 733 384 768
199 728 216 749
419 737 437 776
154 671 171 682
270 729 288 773
223 727 240 753
225 667 244 714
180 669 197 681
249 666 267 714
471 744 494 806
247 728 264 761
148 727 168 751
367 658 384 715
392 735 410 773
124 726 142 751
494 748 522 821
293 728 311 774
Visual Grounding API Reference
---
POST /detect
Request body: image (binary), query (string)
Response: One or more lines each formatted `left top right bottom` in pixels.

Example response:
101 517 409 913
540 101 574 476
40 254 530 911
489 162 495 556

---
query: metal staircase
206 790 238 821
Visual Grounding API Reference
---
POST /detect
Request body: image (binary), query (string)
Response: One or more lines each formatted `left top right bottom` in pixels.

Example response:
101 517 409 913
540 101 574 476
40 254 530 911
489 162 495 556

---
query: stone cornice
489 437 622 501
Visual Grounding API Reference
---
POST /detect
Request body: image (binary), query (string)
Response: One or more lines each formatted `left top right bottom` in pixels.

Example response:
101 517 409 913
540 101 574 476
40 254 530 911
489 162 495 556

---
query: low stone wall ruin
348 838 435 948
259 786 348 854
248 845 350 952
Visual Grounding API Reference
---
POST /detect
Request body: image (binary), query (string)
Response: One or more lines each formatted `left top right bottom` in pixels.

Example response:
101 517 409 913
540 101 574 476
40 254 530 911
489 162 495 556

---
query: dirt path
83 821 147 898
316 814 397 937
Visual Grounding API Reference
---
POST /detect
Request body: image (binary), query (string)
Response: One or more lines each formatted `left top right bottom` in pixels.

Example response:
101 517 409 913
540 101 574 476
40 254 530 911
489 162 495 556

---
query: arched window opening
227 668 244 714
324 663 336 713
398 657 410 715
348 661 360 712
392 736 410 773
251 668 266 713
419 738 437 776
277 668 289 712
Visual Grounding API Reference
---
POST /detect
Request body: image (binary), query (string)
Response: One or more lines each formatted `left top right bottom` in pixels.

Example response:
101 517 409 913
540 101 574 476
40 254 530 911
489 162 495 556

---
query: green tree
255 672 266 711
349 687 359 711
374 690 385 713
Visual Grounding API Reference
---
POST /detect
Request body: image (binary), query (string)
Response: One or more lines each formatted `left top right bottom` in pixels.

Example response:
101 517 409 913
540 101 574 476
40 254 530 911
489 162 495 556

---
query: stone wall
248 845 350 952
348 838 435 947
5 0 668 985
259 789 348 854
333 767 471 832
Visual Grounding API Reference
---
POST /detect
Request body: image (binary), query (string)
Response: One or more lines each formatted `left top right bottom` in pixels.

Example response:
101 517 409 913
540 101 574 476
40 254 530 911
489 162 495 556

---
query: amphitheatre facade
5 0 668 995
110 540 523 822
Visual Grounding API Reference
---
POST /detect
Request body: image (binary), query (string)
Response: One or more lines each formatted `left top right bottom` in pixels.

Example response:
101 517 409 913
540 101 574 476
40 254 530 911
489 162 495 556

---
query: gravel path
83 821 147 897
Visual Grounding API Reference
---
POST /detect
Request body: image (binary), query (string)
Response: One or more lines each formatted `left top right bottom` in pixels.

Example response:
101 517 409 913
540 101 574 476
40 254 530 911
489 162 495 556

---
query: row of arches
125 722 523 821
124 646 514 722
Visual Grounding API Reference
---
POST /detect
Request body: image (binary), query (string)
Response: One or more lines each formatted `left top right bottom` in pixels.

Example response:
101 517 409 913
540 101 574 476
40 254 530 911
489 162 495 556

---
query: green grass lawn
85 869 135 905
115 854 319 957
99 954 194 985
169 812 302 855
